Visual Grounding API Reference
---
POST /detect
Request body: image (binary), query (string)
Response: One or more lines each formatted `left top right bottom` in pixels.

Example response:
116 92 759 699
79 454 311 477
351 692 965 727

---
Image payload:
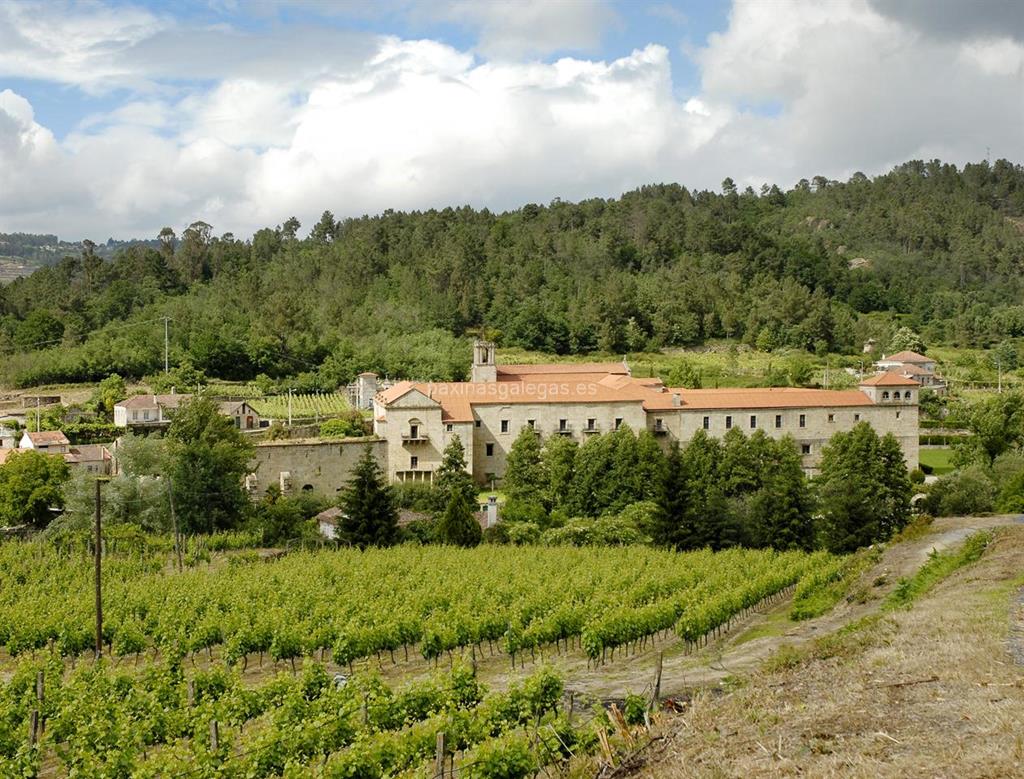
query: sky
0 0 1022 241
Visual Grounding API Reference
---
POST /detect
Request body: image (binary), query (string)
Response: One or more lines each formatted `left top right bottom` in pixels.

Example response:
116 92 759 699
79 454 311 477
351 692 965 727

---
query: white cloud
0 0 1022 239
436 0 618 60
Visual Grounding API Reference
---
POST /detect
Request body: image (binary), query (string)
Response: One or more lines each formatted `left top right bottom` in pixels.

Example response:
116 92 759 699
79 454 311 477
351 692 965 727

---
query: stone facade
372 342 921 484
247 438 387 497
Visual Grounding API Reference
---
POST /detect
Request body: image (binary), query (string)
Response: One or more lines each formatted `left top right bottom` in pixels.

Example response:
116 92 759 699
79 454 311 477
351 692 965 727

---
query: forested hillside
1 159 1023 388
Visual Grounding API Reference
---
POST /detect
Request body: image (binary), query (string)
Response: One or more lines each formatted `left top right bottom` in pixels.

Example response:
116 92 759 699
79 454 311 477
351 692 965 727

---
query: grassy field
919 446 956 475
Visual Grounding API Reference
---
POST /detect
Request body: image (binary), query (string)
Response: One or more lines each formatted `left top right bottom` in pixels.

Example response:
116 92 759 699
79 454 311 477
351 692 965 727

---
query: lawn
919 447 955 475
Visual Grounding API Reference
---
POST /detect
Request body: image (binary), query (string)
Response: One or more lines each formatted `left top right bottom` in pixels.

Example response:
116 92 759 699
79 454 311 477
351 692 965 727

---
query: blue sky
0 0 1021 239
9 0 732 140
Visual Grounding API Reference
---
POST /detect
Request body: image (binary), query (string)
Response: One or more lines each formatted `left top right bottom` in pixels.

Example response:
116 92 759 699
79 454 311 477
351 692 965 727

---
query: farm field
246 392 351 420
0 542 841 777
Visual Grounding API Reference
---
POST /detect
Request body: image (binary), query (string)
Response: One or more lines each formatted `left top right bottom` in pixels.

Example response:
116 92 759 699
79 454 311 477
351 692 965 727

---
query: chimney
672 393 681 407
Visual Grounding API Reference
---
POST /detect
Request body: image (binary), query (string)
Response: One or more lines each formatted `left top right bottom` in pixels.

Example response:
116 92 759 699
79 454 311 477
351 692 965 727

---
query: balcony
401 432 430 444
554 424 574 436
652 422 670 435
582 424 600 434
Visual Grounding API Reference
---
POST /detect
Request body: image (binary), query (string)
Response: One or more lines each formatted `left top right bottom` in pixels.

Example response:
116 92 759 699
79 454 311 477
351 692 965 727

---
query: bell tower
472 339 497 382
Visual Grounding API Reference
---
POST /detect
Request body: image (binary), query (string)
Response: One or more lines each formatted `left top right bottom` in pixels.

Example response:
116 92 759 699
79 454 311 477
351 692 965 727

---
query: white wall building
372 341 920 484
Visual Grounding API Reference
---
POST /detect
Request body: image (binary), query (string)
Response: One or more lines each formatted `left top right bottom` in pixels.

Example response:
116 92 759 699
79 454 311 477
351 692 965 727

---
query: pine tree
654 442 697 549
503 427 545 504
635 430 668 504
433 436 478 512
816 422 887 553
339 448 399 548
435 493 482 547
681 430 724 547
751 437 814 550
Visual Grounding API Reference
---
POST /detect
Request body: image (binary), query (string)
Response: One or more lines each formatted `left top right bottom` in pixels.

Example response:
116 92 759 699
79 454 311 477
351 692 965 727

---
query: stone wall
248 438 387 498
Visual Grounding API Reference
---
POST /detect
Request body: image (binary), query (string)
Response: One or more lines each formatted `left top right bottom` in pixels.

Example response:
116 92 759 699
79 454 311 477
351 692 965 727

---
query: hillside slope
1 159 1023 388
628 520 1024 778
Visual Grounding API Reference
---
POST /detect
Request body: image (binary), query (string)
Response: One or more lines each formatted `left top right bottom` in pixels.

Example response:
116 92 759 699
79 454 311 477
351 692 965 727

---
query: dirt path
632 521 1024 778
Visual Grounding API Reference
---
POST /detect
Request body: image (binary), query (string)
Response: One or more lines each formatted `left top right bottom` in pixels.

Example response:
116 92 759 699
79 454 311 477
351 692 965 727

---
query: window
799 414 806 428
827 413 834 423
882 391 890 400
587 418 596 430
749 415 757 429
409 423 418 439
410 456 418 469
725 415 732 429
143 410 150 421
853 413 860 422
475 420 481 427
775 414 782 429
500 419 509 433
485 443 494 456
559 419 568 431
527 419 536 429
702 416 710 430
614 417 623 430
896 411 901 419
801 444 811 455
132 411 138 421
655 418 664 430
445 423 453 432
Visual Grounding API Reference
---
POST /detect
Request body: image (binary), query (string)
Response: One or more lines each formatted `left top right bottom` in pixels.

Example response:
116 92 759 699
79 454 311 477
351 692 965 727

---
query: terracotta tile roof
669 388 875 410
882 351 932 363
374 381 424 405
860 371 921 387
24 430 70 446
897 363 933 376
117 393 191 410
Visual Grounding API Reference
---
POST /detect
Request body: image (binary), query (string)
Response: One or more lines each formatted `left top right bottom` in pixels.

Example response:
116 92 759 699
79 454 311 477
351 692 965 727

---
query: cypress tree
541 435 578 512
435 493 483 547
752 437 814 550
654 442 697 549
878 433 912 538
503 427 545 504
339 448 399 548
433 436 478 512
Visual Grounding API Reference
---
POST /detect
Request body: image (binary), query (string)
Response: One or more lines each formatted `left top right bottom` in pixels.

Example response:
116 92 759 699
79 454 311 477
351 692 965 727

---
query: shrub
909 468 926 484
919 466 995 517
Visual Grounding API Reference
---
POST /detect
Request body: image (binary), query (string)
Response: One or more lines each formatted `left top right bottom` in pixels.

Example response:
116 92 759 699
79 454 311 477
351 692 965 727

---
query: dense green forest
1 159 1023 388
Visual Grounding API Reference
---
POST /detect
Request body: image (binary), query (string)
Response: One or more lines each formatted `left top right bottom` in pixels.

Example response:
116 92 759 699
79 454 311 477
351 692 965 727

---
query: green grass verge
884 530 993 610
919 447 955 476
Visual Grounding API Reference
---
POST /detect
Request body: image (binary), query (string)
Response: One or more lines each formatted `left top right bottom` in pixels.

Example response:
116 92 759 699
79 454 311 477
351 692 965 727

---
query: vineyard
247 393 352 421
0 543 843 776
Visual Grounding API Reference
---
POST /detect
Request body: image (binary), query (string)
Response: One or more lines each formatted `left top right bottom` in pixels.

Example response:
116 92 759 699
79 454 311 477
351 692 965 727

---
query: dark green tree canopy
339 447 399 548
166 395 254 534
435 494 482 547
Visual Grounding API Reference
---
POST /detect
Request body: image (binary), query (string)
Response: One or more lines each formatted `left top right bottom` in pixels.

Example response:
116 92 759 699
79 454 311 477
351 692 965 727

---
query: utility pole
163 316 170 374
94 478 106 660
